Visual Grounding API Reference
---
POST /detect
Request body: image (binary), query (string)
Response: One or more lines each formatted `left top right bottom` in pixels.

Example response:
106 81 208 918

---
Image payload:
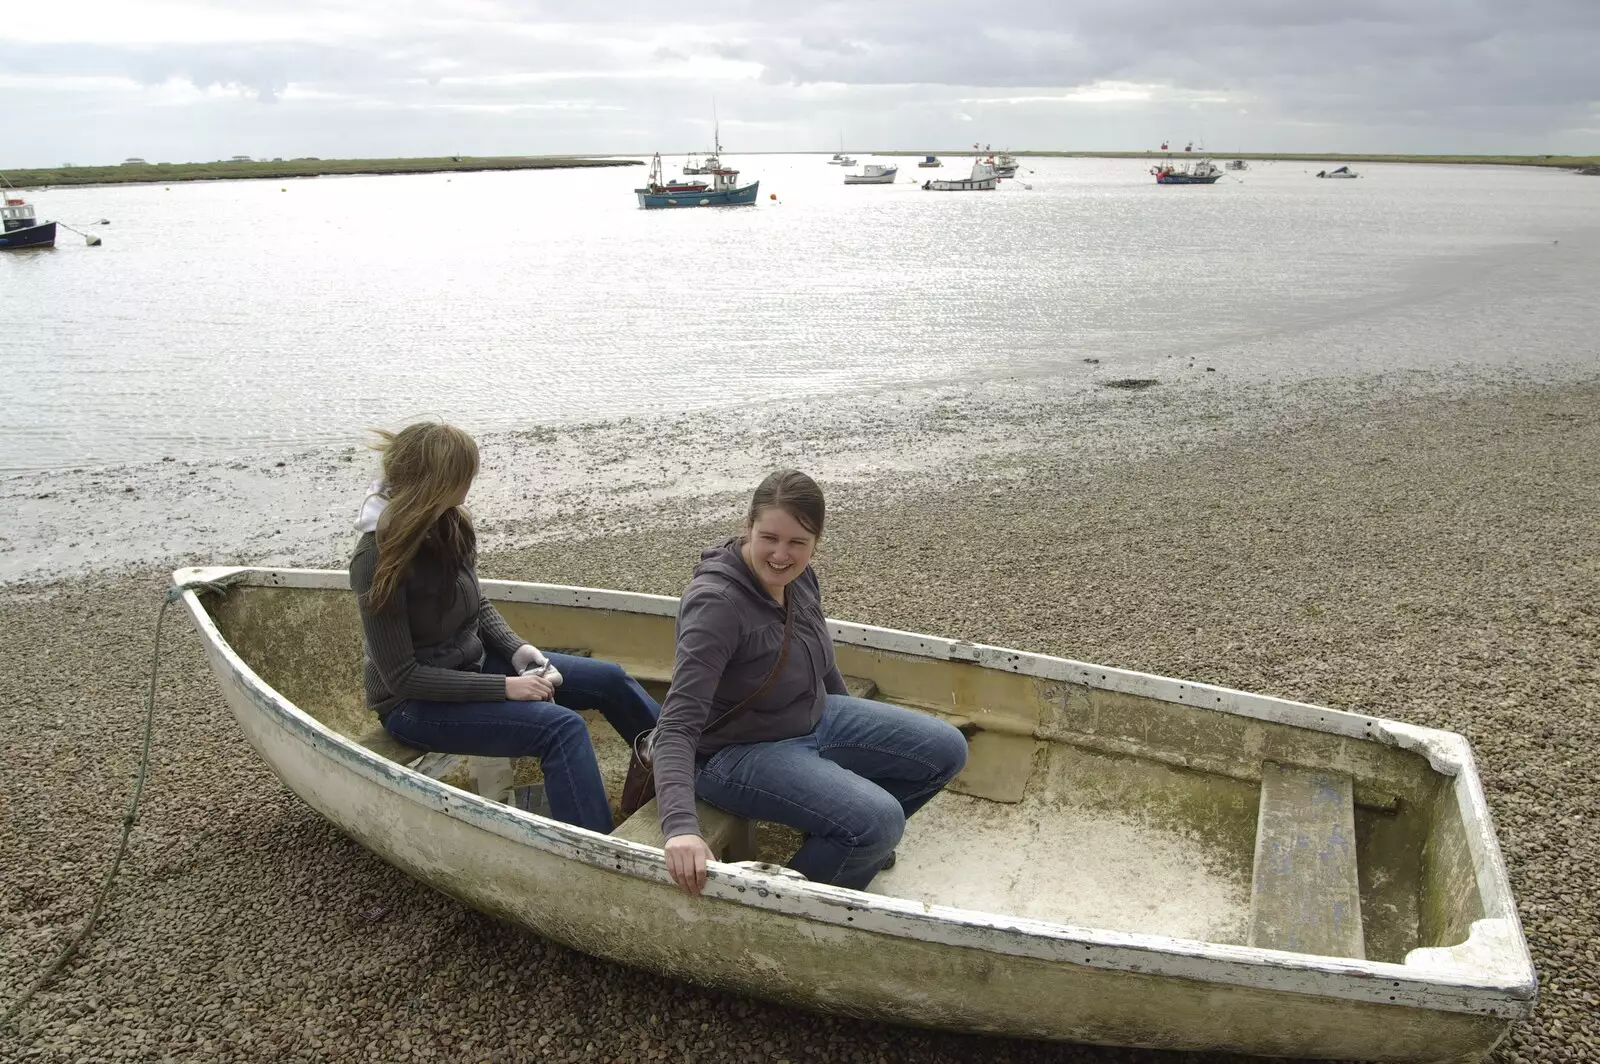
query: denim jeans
694 694 968 890
383 651 659 834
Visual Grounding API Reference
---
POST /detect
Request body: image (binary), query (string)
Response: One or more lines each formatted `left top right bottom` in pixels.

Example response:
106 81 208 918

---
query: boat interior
206 583 1490 964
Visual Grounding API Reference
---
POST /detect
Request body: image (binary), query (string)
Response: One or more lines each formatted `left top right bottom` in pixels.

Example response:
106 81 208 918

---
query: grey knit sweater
350 530 525 715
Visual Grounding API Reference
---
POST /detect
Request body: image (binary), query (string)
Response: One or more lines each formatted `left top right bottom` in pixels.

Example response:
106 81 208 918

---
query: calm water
3 156 1598 472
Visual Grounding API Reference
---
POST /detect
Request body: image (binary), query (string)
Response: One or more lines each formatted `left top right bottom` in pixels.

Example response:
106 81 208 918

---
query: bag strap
632 592 796 769
702 592 793 737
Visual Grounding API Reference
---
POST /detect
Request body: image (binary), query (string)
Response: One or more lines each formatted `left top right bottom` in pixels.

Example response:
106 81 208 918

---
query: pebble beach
2 370 1597 1063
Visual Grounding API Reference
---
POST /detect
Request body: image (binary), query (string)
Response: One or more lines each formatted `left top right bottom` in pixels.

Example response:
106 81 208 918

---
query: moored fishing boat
918 155 943 168
175 564 1536 1062
923 160 999 191
0 192 56 249
1317 165 1361 179
634 152 757 209
1152 157 1225 184
682 152 717 176
843 163 899 185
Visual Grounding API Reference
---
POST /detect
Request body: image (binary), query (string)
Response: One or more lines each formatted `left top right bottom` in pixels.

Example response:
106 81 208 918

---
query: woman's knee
927 719 969 780
548 706 591 742
595 659 631 688
840 788 906 850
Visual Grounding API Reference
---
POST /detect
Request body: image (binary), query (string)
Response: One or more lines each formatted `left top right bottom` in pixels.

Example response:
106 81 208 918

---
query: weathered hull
175 566 1535 1061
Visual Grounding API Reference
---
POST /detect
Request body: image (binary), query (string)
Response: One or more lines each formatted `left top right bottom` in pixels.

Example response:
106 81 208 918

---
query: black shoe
881 850 897 870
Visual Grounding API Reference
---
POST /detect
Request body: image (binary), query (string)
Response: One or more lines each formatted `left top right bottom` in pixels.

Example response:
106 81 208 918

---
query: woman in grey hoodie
349 422 658 833
651 470 968 895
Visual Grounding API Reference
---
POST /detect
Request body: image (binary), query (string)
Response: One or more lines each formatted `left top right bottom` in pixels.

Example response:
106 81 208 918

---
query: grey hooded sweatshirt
652 537 847 842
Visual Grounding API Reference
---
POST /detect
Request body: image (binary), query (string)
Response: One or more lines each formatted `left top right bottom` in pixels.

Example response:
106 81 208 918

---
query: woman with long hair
649 470 968 895
350 421 658 833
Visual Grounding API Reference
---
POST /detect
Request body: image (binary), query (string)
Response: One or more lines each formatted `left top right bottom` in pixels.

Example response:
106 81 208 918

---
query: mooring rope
1 578 237 1031
53 221 102 246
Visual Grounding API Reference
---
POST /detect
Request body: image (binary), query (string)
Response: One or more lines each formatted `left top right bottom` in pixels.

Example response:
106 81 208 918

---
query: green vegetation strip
4 155 643 188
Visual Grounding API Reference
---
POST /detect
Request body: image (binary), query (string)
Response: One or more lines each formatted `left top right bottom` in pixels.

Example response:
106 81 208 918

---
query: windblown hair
746 469 826 538
366 422 480 612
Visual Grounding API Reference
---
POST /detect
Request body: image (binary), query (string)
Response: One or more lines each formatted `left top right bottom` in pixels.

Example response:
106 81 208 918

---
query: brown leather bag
619 595 793 822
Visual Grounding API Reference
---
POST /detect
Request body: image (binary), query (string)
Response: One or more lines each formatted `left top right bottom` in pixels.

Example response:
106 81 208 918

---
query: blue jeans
383 652 659 834
695 695 968 890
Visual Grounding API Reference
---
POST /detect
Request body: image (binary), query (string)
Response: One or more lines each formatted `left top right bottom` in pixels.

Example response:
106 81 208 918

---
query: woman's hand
664 834 716 896
505 672 556 702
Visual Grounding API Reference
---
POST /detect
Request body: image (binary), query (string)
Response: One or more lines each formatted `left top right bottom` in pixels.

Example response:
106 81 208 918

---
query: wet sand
2 371 1597 1062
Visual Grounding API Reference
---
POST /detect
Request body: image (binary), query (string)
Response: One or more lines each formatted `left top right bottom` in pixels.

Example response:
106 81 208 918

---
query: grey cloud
3 0 1598 165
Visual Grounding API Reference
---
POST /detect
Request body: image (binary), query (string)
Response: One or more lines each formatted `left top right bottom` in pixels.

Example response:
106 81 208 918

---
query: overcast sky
4 1 1596 167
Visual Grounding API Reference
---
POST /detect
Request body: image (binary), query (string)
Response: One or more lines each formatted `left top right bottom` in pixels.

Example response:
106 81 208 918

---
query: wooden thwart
356 727 503 798
1248 761 1366 959
613 798 758 861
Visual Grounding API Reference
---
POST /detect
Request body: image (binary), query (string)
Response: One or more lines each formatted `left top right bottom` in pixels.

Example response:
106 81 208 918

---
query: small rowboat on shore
175 565 1535 1062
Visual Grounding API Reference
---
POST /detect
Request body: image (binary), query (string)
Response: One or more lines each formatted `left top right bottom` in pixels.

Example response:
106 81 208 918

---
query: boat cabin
2 197 39 232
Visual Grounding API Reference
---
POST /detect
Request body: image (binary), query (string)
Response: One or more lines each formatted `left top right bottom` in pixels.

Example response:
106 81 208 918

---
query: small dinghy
176 566 1534 1061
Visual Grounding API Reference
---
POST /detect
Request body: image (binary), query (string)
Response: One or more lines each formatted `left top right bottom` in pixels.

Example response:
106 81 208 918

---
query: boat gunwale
173 565 1537 1017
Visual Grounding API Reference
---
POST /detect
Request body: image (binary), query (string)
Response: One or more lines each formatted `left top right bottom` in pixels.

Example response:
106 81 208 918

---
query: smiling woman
646 469 970 894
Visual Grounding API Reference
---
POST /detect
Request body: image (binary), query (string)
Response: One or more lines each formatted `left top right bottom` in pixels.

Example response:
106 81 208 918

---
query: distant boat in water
635 153 758 209
1152 158 1225 184
844 163 899 185
1 192 56 249
918 155 943 168
682 151 718 176
1226 159 1249 171
923 159 998 192
1317 166 1361 179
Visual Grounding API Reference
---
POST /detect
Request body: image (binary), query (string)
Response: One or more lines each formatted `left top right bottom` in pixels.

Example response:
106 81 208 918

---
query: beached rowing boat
174 565 1535 1062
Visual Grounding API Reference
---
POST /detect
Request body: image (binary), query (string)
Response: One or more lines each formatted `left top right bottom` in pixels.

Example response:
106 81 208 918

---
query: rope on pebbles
1 579 236 1031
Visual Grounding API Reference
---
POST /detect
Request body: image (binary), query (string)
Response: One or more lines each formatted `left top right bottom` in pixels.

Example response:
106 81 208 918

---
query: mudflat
2 375 1596 1062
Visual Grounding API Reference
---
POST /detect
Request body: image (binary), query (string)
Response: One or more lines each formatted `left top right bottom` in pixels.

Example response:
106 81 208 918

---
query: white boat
1318 166 1361 179
682 152 719 176
843 163 899 185
175 564 1536 1062
922 160 999 191
917 155 943 168
990 150 1019 178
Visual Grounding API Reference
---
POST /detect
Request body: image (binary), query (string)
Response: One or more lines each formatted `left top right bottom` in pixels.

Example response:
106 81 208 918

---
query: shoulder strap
701 593 793 737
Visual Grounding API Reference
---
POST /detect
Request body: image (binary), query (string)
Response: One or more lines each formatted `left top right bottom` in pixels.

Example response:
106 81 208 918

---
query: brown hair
746 469 825 538
366 422 480 612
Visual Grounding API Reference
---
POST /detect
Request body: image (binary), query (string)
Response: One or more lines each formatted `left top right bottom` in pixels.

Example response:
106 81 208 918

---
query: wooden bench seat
355 727 512 800
612 798 758 861
1248 761 1366 959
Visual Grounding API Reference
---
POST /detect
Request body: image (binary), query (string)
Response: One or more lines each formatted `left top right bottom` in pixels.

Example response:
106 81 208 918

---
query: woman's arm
351 542 507 704
652 584 742 842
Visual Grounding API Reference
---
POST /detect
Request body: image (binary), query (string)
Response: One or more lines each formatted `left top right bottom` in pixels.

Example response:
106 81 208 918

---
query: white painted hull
175 566 1534 1061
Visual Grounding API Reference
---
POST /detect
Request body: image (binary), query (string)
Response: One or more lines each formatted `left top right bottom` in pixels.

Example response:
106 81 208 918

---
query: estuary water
2 155 1597 473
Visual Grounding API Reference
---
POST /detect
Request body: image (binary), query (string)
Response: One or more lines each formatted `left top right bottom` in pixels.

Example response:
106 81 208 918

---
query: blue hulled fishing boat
1 192 56 249
635 152 758 209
